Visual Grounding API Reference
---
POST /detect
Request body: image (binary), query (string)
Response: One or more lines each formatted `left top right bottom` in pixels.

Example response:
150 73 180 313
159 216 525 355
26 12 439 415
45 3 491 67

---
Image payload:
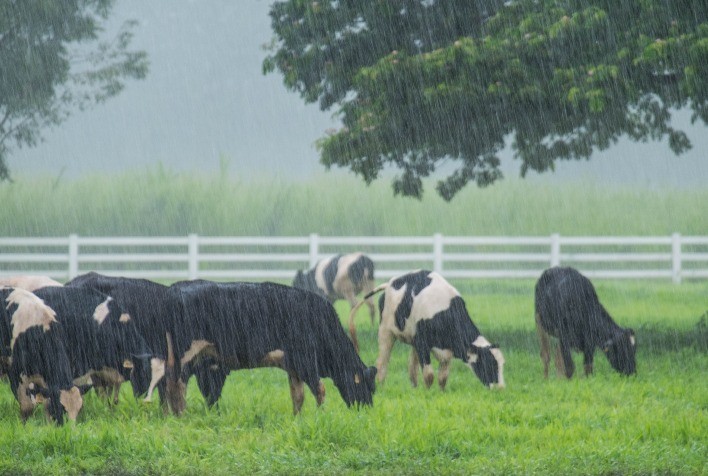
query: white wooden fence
1 234 707 284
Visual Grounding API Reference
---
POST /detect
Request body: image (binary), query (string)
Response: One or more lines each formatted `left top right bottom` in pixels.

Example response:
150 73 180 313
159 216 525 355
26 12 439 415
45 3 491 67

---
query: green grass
0 281 705 475
1 169 706 236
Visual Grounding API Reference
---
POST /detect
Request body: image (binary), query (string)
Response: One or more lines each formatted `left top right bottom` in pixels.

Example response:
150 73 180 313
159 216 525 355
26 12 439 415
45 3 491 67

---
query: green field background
0 172 706 474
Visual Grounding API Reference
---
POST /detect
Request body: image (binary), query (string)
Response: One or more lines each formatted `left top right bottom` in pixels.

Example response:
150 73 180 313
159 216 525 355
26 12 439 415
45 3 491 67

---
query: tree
0 0 148 181
264 1 707 200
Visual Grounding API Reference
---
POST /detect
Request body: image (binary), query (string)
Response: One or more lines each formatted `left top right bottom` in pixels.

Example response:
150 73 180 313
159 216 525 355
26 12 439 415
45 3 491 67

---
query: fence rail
1 234 707 284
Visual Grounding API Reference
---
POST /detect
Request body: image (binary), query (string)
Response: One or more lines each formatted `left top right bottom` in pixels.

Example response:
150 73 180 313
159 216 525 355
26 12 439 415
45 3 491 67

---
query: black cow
65 272 172 406
0 287 83 424
293 253 377 325
350 270 505 390
165 280 377 415
32 286 153 404
534 266 637 378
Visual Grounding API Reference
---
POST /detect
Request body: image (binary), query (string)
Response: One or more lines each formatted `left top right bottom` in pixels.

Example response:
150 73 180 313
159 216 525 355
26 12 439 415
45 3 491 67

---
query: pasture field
0 280 705 475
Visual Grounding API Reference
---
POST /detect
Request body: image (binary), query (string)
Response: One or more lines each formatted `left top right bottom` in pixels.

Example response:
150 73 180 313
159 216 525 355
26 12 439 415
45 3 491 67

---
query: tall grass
1 169 706 236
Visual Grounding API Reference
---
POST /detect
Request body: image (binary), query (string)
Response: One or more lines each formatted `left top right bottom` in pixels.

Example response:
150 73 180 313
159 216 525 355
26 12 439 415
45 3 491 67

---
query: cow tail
348 283 387 354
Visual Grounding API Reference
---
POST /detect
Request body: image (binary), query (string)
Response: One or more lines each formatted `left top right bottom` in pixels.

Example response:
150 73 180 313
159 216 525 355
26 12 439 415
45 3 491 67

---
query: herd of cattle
0 253 637 425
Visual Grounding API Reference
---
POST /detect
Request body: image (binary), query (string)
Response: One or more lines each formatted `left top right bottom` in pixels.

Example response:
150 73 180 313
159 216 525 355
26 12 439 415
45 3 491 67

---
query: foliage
0 0 148 181
0 282 706 474
264 0 708 199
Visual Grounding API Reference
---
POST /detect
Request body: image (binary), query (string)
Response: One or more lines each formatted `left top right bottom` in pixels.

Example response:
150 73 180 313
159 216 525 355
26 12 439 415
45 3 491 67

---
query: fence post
433 233 443 273
68 234 79 279
188 234 199 280
550 233 561 268
309 233 319 268
672 233 682 284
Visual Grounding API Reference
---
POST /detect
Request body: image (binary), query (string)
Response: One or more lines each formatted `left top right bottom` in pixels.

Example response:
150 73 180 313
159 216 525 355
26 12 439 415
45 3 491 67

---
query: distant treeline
2 169 706 237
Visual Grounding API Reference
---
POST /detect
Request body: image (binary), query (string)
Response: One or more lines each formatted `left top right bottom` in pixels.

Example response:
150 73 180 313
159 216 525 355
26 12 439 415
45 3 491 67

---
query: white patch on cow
93 297 112 324
119 313 131 323
7 288 57 349
467 351 479 364
59 387 83 421
490 347 506 389
630 335 636 346
314 256 335 293
143 358 165 403
262 349 285 367
332 253 364 296
473 335 491 348
0 276 62 292
180 339 214 366
73 374 94 387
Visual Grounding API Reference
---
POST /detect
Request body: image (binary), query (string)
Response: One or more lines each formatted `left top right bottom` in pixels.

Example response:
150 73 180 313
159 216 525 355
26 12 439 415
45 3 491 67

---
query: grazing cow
32 286 153 404
65 272 171 405
350 270 505 390
293 253 377 325
0 287 83 424
534 266 637 378
165 280 377 415
0 275 62 291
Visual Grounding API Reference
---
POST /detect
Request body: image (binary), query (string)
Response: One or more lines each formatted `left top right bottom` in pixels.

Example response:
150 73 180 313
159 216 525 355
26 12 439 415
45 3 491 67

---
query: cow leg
375 328 396 384
536 313 551 379
16 381 35 422
288 373 305 415
413 337 434 389
558 341 575 379
432 349 453 391
407 349 419 387
583 350 595 377
315 380 326 407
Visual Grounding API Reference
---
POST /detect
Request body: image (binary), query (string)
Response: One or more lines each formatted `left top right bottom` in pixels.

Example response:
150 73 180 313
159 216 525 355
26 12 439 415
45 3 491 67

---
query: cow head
467 344 505 389
602 329 637 376
27 384 82 425
334 366 376 408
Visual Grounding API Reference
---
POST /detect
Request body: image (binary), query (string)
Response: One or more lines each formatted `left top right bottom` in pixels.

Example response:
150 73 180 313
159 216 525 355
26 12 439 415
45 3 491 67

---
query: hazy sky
9 0 708 188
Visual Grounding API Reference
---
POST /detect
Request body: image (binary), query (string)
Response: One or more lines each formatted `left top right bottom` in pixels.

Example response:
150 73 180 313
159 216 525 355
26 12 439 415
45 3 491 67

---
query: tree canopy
0 0 147 181
264 0 708 200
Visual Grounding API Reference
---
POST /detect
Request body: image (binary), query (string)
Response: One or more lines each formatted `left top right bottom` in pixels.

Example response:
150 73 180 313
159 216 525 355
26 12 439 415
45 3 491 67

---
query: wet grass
0 281 705 475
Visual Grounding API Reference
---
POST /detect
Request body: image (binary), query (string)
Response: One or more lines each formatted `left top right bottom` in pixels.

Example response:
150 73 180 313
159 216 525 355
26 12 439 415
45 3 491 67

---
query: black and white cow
65 272 171 406
0 275 63 291
165 280 377 415
534 266 637 378
31 286 153 404
293 253 377 325
350 270 505 390
0 287 83 424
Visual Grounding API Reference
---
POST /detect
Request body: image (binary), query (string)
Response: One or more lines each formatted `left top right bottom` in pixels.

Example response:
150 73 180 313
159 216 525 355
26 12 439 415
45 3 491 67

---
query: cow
165 280 377 415
64 272 171 407
349 270 505 390
0 287 83 424
32 286 154 404
293 253 377 325
534 266 637 379
0 275 62 291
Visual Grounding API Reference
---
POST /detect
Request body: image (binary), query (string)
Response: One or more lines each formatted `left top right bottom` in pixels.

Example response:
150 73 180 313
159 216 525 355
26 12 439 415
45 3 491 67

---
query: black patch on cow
347 255 374 287
389 270 433 331
322 256 340 296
